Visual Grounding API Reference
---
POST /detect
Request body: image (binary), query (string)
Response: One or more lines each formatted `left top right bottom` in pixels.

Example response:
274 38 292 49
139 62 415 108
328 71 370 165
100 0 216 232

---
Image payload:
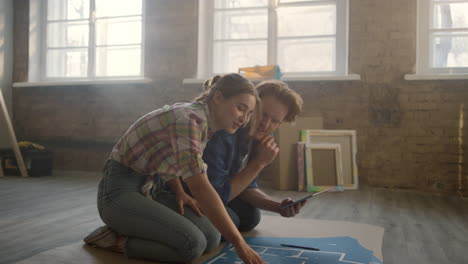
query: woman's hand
175 192 203 216
234 241 266 264
279 198 305 217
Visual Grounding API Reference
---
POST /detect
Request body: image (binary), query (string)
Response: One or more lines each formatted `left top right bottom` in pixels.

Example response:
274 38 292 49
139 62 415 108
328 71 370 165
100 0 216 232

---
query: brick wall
12 0 468 195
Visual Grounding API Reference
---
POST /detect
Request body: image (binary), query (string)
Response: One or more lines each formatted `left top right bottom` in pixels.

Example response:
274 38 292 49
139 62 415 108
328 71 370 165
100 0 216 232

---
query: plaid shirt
110 102 212 196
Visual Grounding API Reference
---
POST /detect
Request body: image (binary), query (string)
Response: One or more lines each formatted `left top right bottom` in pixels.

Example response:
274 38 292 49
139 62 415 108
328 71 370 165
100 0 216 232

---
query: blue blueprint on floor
204 237 383 264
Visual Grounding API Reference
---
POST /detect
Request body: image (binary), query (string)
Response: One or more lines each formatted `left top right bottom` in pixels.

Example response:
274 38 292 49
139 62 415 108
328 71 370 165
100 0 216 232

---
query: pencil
280 243 320 251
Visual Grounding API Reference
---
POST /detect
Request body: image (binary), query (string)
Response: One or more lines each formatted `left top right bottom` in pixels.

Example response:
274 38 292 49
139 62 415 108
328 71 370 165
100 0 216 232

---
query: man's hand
254 134 279 167
175 192 203 216
279 198 306 217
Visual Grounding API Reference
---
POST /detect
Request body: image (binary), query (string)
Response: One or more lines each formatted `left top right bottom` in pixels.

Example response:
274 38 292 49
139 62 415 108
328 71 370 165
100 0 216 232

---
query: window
41 0 144 80
416 0 468 75
198 0 349 79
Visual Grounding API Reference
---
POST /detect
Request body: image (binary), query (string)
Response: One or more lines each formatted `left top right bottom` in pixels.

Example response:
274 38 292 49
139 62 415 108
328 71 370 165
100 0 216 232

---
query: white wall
0 0 14 148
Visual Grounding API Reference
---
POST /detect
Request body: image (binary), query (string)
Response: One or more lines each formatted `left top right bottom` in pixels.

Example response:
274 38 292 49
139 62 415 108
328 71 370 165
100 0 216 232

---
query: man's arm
228 135 279 201
228 159 266 201
238 188 280 212
239 188 306 217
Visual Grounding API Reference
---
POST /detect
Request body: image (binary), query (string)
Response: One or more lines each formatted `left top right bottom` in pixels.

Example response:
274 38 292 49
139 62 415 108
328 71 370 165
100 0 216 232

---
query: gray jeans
97 160 220 262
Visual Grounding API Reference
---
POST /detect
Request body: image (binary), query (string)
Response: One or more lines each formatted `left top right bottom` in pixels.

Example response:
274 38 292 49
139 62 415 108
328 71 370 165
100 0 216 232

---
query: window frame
197 0 350 79
416 0 468 75
39 0 145 82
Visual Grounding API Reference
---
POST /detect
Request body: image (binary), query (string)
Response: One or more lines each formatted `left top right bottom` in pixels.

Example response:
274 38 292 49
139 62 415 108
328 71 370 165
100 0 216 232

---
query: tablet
280 188 331 209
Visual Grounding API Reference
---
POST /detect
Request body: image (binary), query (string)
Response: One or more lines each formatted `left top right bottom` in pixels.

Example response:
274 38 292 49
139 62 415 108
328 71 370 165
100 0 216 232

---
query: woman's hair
195 73 261 136
256 80 303 122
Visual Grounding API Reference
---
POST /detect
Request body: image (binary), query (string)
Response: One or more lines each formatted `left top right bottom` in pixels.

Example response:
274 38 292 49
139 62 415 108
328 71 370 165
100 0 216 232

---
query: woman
84 73 265 264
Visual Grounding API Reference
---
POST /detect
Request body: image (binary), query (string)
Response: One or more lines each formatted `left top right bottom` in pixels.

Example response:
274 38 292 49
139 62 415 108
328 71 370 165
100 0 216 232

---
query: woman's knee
178 231 207 262
188 216 221 253
204 228 221 252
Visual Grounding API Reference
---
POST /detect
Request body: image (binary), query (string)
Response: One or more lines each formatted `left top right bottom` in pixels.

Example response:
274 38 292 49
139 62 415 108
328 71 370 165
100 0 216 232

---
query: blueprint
204 237 382 264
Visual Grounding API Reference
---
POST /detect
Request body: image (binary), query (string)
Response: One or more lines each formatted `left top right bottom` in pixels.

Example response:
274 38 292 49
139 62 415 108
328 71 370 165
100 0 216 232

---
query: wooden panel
16 215 384 264
261 116 323 190
311 149 337 186
1 172 468 264
0 88 28 177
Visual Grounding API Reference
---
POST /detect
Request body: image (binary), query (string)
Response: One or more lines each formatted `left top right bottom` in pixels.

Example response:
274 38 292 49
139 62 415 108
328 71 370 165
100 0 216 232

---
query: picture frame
304 143 344 192
297 142 306 191
301 130 358 189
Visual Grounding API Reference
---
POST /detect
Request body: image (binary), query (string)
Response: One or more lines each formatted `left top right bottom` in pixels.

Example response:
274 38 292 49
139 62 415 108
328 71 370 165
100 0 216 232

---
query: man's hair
256 80 303 122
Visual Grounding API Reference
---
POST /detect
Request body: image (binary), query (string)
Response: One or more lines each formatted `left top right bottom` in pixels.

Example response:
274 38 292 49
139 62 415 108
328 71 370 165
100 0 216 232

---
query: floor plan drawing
205 237 382 264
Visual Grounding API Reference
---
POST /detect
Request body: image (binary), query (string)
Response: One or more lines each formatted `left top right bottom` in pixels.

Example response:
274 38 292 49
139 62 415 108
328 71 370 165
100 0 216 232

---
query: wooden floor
1 171 467 264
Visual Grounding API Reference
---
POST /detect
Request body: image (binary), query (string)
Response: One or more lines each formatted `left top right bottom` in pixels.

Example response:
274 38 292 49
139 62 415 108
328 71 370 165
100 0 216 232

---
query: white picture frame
301 130 358 189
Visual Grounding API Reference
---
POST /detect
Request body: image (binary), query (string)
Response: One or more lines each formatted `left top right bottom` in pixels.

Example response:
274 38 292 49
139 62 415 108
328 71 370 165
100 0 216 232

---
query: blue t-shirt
202 128 258 205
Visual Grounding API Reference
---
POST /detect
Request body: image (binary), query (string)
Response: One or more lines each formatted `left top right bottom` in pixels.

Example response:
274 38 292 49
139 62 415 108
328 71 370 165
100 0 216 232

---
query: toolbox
0 148 53 176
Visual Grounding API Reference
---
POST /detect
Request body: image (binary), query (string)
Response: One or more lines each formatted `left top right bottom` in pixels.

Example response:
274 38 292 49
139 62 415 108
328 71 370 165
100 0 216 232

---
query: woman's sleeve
159 112 208 182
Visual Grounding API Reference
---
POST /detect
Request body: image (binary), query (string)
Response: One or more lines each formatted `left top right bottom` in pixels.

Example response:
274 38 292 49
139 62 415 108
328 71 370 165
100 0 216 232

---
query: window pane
96 17 142 45
215 0 267 8
47 21 89 47
213 41 267 73
46 49 88 77
278 38 335 72
433 3 468 29
47 0 89 20
214 9 268 40
432 35 468 67
278 5 335 37
95 0 142 17
96 46 141 76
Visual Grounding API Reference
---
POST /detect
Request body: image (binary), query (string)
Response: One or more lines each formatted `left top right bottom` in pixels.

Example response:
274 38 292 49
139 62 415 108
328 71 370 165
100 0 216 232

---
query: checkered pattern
110 102 211 197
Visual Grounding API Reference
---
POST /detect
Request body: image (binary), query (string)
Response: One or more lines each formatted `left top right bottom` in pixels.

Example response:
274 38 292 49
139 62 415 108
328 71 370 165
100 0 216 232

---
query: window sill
282 74 360 82
183 78 206 85
183 74 361 84
13 78 153 88
404 74 468 81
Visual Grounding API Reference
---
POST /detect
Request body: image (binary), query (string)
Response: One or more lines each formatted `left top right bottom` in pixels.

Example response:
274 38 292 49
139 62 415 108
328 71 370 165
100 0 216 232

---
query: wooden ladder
0 88 28 177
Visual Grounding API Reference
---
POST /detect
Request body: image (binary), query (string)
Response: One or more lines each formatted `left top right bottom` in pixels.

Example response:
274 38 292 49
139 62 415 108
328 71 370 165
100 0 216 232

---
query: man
203 80 304 231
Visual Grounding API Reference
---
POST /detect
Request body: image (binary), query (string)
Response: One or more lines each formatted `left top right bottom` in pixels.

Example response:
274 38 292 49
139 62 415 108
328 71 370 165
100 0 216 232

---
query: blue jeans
97 160 220 262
